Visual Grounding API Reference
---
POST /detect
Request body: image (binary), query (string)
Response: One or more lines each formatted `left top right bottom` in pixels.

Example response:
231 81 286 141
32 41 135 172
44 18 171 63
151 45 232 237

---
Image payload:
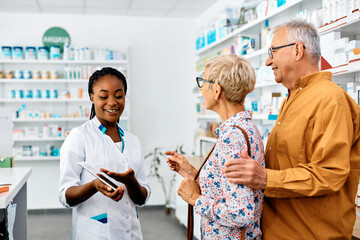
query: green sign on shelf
42 27 70 53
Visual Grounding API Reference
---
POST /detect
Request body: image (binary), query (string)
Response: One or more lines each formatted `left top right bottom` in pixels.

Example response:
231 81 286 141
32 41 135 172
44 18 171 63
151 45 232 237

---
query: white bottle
79 45 85 60
43 124 49 138
63 40 70 60
85 47 91 60
261 19 271 49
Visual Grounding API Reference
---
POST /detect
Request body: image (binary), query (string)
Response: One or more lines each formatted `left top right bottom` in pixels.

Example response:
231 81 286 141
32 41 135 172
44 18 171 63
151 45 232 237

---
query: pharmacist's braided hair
88 67 127 120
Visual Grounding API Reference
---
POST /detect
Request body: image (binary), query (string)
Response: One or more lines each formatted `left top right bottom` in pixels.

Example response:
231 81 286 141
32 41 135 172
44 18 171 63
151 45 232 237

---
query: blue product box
207 29 217 45
12 46 24 59
277 0 286 7
196 35 205 50
38 46 49 60
1 46 12 59
25 47 37 60
23 70 32 79
14 70 23 79
50 46 61 60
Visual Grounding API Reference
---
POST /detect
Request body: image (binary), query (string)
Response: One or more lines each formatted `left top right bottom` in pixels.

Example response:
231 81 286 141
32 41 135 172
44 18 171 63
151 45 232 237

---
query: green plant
145 145 185 214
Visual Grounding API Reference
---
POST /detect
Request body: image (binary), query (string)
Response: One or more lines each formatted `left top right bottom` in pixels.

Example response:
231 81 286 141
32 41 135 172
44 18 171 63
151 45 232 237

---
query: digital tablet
78 162 119 192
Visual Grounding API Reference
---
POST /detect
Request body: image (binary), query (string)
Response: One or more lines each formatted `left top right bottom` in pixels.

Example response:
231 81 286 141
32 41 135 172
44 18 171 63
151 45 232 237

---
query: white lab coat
59 116 151 240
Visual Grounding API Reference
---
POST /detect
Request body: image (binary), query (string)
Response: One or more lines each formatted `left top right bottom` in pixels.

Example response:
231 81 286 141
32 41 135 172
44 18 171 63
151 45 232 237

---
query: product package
50 46 61 60
25 47 37 60
1 46 12 59
196 28 206 50
37 46 49 60
12 46 24 59
206 20 217 45
234 35 256 55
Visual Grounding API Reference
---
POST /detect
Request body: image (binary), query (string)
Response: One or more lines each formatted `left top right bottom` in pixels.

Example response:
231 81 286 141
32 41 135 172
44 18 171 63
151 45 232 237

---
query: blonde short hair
205 55 255 104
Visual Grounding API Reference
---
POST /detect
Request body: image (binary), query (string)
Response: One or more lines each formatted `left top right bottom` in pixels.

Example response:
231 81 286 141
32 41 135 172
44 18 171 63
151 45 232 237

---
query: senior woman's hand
164 151 197 179
177 178 201 206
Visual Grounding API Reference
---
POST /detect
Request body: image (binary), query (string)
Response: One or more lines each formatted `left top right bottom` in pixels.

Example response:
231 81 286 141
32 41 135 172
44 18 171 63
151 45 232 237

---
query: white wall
0 12 198 207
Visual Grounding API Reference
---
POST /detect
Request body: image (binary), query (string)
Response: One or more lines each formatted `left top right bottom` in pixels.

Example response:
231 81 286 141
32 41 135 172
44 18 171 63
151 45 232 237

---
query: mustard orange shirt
262 71 360 239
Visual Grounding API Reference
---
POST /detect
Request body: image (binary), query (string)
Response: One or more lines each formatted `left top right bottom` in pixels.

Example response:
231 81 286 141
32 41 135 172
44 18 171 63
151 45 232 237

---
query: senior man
224 19 360 239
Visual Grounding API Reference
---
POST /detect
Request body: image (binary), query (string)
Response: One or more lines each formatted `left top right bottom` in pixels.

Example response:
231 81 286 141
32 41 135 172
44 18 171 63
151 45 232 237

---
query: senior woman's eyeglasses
196 77 214 88
268 43 306 59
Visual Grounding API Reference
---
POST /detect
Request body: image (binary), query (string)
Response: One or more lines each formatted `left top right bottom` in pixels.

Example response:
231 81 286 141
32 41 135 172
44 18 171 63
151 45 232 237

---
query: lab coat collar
91 116 125 152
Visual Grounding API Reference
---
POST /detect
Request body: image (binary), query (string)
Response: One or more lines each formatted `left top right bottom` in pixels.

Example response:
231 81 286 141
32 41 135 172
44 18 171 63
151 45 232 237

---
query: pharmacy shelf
0 98 88 103
325 64 360 77
12 117 128 122
0 79 88 83
15 156 60 161
0 59 128 65
196 0 306 55
243 48 268 60
198 136 217 143
252 114 269 120
255 80 277 88
12 118 88 123
319 13 360 35
196 114 221 121
14 137 66 142
196 113 277 121
194 79 276 95
253 114 278 120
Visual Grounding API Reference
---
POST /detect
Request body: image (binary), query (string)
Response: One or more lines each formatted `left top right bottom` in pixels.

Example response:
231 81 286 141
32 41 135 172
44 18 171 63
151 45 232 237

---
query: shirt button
126 215 130 219
278 122 280 125
126 230 130 233
269 147 271 150
299 87 303 90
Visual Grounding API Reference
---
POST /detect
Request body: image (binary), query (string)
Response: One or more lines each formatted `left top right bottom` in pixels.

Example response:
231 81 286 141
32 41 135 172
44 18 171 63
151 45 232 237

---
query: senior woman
165 55 264 240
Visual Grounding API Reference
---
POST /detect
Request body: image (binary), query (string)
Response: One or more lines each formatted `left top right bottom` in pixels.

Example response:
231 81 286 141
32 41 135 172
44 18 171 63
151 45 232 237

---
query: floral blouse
194 111 264 239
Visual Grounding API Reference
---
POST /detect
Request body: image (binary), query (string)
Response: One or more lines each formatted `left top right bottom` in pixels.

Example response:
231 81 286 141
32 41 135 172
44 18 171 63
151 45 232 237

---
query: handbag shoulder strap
232 125 251 239
195 143 216 180
232 125 251 157
187 143 216 240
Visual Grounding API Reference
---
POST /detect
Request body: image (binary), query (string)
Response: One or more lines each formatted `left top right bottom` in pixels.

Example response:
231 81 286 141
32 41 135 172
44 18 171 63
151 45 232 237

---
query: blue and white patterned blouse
194 111 265 239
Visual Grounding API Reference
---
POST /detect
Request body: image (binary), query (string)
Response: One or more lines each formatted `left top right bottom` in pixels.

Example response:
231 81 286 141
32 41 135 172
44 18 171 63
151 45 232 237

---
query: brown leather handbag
187 125 251 240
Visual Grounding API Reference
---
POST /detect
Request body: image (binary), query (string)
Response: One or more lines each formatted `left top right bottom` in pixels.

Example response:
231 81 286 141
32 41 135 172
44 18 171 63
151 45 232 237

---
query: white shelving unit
15 156 60 161
13 137 66 142
13 117 88 122
0 79 88 83
196 0 310 55
0 59 127 65
0 57 130 209
0 98 89 103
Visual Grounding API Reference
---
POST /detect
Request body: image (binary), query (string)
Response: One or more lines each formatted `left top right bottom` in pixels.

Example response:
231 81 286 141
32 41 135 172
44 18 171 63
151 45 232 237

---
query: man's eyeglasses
196 77 214 88
268 43 306 59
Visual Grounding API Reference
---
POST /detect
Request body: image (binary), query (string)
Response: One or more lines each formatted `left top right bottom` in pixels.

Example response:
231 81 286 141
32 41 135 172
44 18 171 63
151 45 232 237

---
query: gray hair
273 19 321 63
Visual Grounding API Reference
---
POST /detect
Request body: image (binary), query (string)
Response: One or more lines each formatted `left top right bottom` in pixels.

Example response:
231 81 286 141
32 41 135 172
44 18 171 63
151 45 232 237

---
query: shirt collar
91 116 125 152
294 71 332 90
215 111 252 138
91 116 124 137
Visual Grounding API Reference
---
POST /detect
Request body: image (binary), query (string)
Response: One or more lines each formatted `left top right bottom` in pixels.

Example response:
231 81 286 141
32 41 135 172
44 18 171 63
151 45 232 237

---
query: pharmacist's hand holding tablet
100 168 136 186
78 162 125 202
